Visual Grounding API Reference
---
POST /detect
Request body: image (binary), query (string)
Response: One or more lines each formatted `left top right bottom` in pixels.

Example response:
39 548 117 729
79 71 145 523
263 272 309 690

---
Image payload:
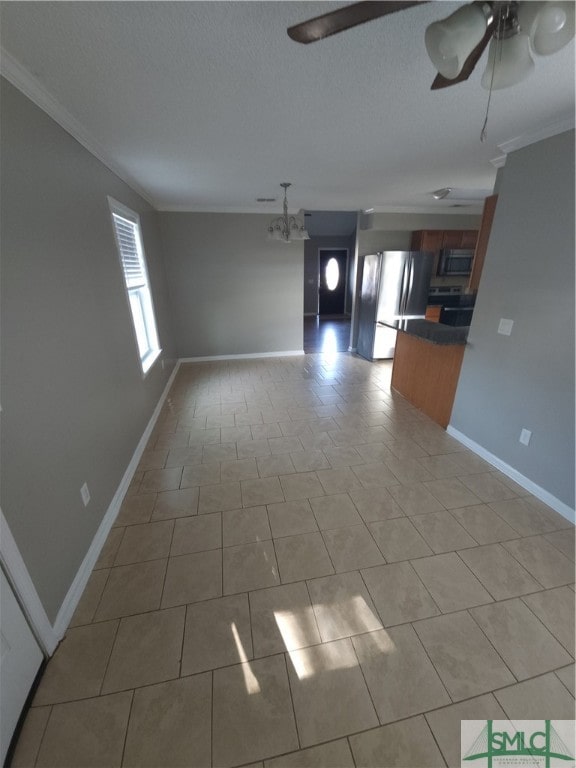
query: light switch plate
519 429 532 446
498 318 514 336
80 483 91 506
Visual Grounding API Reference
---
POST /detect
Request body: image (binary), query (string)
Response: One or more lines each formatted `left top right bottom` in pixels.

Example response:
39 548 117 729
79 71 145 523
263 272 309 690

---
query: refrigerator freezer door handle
400 259 409 317
407 256 415 311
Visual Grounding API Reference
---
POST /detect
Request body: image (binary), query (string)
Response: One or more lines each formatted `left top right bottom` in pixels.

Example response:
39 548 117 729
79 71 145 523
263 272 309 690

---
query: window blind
109 197 161 375
112 213 146 289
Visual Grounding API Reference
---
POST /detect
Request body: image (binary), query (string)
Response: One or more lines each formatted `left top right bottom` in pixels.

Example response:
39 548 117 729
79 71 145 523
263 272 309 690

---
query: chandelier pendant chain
282 183 290 225
267 182 310 243
481 4 507 142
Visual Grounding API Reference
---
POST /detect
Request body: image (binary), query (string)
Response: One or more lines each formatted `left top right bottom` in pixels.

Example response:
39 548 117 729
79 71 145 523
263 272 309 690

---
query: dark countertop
379 319 468 345
427 294 476 307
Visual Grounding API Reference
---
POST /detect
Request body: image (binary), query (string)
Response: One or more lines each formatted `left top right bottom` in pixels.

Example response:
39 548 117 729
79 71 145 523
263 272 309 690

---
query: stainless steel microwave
438 249 474 276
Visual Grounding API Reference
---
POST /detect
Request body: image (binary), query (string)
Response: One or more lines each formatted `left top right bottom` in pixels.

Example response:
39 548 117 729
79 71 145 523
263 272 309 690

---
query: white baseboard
447 426 575 524
348 346 357 353
180 350 305 363
0 509 58 655
52 361 181 640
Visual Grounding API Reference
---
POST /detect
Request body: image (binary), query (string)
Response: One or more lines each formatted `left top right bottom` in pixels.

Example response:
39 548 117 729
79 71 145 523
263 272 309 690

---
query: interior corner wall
303 238 319 315
0 78 177 622
159 213 304 357
450 130 575 510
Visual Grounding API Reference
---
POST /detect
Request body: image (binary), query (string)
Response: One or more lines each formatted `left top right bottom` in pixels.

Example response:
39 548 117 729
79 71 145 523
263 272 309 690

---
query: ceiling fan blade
431 18 494 90
287 1 428 44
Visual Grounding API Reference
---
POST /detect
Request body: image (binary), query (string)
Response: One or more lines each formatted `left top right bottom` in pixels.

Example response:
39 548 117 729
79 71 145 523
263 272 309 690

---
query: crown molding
158 204 485 215
157 206 304 214
0 47 158 208
490 154 507 168
369 204 485 215
496 114 575 156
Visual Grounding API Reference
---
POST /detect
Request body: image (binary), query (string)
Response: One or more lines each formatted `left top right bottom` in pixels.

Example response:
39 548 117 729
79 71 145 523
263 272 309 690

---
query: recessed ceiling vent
256 197 277 202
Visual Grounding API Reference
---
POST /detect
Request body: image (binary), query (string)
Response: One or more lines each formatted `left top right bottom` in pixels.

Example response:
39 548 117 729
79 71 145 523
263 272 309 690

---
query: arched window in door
325 257 340 291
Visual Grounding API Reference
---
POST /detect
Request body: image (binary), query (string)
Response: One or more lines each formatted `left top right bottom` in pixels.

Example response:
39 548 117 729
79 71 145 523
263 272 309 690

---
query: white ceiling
1 1 574 214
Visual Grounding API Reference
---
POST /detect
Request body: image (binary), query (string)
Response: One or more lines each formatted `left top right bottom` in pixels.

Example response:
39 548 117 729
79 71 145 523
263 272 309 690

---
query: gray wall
304 234 356 315
0 78 176 622
160 214 304 357
451 130 575 510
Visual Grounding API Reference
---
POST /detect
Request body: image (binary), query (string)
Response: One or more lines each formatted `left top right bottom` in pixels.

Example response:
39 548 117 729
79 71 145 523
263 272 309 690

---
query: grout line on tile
422 712 450 767
348 633 381 726
155 556 170 613
496 536 551 590
119 689 135 767
97 618 121 696
89 564 114 620
464 606 520 684
210 669 214 768
346 735 358 768
444 506 484 547
281 651 302 751
519 589 576 657
554 664 576 695
178 604 188 679
451 549 501 604
31 703 54 768
409 619 454 704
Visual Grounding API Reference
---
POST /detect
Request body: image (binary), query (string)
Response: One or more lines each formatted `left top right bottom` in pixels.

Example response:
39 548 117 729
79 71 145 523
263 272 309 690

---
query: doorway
1 567 44 764
318 249 348 316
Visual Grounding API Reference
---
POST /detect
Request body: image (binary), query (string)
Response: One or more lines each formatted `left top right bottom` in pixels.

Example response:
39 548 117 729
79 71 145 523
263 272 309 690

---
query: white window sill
141 348 162 377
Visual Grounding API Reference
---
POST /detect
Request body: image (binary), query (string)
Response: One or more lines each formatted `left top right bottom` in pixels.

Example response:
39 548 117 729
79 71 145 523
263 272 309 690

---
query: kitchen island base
391 329 465 428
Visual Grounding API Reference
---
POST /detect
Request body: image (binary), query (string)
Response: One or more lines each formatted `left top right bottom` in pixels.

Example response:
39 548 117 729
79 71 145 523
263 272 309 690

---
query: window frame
108 197 161 377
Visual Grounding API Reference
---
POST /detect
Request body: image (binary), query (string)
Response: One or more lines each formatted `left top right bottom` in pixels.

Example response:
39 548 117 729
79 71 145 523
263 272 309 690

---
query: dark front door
318 249 348 316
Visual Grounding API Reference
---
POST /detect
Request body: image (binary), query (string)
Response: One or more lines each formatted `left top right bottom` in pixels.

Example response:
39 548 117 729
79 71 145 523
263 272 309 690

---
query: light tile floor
11 354 575 768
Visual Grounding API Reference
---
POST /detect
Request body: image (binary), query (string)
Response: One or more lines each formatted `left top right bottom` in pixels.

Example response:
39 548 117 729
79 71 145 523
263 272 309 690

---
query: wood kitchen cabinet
460 230 479 249
411 229 479 276
411 230 444 276
411 230 444 253
441 230 463 249
391 330 466 428
468 195 498 293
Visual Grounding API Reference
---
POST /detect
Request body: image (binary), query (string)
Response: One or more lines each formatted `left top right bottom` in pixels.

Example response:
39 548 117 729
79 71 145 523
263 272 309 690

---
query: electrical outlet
519 429 532 446
80 483 91 506
498 318 514 336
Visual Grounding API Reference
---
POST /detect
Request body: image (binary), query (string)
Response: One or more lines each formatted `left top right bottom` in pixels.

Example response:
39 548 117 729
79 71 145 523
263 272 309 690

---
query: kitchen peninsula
390 320 467 428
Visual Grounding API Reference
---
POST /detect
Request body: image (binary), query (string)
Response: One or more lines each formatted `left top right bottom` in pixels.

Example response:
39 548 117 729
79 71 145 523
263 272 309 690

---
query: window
109 198 161 375
325 257 340 291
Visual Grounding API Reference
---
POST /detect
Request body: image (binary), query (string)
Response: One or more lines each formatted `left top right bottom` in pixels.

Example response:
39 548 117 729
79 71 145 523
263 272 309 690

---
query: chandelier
267 183 310 243
425 1 575 91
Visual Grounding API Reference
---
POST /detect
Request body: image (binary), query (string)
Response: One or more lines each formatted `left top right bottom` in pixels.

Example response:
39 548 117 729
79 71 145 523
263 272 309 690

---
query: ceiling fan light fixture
518 0 575 55
481 32 535 90
425 2 492 79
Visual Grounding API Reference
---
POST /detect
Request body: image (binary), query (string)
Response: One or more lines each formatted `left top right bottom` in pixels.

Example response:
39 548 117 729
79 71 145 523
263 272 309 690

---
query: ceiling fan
287 1 575 91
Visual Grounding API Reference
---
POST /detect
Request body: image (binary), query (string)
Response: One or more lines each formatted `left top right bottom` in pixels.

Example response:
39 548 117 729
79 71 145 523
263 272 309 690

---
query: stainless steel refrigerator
357 251 434 360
